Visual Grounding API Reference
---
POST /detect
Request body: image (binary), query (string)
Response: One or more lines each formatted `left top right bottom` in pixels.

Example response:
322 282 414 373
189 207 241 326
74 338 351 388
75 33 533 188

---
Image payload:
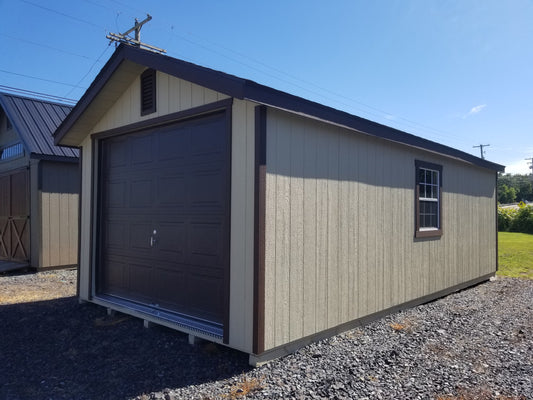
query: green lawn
498 232 533 279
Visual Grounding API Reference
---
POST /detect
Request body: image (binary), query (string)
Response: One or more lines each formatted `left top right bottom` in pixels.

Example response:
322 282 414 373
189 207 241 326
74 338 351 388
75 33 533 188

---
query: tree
497 173 533 204
499 184 516 204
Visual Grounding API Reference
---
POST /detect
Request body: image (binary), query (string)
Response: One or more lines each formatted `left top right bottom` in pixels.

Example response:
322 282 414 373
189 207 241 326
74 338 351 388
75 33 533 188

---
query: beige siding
92 71 230 133
263 108 497 351
228 99 257 353
39 161 79 268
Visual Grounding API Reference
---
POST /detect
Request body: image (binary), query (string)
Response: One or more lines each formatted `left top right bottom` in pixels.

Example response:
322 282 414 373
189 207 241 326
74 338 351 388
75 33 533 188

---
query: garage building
54 44 504 365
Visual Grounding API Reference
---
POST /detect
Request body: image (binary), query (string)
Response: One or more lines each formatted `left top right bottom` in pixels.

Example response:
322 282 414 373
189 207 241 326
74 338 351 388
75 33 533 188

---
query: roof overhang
54 44 505 172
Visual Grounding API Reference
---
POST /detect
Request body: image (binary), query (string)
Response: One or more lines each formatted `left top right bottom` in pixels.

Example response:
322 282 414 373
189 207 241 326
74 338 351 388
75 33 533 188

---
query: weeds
224 375 264 399
389 318 415 333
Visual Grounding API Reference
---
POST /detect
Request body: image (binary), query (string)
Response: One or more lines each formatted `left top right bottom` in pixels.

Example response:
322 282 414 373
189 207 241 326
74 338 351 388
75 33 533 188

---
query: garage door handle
150 230 157 247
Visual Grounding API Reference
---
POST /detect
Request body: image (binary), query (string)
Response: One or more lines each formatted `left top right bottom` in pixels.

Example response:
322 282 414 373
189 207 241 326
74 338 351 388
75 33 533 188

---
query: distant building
0 92 79 272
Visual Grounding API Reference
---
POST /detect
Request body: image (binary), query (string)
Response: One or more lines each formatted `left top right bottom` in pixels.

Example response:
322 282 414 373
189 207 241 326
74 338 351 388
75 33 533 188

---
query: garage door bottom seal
95 294 223 339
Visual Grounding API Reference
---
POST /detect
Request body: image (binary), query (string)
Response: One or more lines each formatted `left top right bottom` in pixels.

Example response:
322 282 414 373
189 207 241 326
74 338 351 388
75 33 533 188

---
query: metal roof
0 92 79 160
55 44 502 172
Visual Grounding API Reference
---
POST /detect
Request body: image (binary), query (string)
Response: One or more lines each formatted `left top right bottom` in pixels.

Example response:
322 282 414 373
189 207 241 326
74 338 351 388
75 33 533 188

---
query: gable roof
0 92 78 160
55 44 503 172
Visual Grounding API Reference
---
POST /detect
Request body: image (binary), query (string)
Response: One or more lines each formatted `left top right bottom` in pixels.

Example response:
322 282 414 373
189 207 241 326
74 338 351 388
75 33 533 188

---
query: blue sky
1 0 532 174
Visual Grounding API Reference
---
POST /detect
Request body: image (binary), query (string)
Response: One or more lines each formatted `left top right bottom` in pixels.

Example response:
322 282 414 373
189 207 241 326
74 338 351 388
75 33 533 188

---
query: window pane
420 200 438 228
418 169 425 183
425 170 432 183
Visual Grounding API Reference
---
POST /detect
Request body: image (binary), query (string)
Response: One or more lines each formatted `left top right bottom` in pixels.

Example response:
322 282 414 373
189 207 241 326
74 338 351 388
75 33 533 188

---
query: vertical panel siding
39 161 79 268
263 109 497 351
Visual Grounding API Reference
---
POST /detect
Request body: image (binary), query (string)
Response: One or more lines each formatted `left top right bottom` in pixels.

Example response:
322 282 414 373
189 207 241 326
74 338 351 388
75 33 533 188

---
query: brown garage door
96 111 230 338
0 169 30 263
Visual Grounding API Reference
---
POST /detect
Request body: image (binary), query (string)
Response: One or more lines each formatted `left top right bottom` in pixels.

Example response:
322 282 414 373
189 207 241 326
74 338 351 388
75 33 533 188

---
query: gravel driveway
0 270 531 400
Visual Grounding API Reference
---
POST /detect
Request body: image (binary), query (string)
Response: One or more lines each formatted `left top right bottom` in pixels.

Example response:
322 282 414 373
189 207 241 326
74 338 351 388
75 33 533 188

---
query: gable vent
141 68 156 115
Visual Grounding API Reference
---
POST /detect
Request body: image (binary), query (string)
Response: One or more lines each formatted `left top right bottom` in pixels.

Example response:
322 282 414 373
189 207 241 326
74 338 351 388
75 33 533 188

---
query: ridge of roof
54 44 503 172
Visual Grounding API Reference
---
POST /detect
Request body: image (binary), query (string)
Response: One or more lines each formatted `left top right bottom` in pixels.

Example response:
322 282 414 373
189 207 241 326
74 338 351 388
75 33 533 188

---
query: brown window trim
415 160 443 239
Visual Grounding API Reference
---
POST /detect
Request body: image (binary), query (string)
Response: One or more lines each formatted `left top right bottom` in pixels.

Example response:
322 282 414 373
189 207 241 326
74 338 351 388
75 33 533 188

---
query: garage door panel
105 180 127 208
105 136 129 168
130 223 154 252
188 274 224 323
190 169 226 209
131 134 155 166
152 267 189 310
157 127 188 161
189 222 223 266
190 118 226 155
157 223 185 261
157 175 186 207
130 179 153 207
105 221 127 250
100 257 128 295
98 111 229 336
129 262 154 301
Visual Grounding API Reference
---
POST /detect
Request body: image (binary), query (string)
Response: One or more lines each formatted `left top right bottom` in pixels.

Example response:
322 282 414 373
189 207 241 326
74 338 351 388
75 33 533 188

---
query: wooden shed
54 44 504 365
0 92 79 272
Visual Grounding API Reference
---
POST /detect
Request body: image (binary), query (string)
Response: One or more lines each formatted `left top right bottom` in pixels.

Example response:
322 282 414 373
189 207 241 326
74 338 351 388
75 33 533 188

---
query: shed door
96 111 230 337
0 169 30 263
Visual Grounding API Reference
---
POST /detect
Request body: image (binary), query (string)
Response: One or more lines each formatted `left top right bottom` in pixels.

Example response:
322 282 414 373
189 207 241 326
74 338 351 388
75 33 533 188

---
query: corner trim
253 105 267 355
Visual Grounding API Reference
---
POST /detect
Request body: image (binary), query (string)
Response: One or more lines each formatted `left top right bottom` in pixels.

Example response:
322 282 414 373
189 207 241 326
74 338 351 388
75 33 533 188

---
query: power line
0 68 86 89
0 85 77 104
19 0 104 29
0 33 93 60
64 45 112 98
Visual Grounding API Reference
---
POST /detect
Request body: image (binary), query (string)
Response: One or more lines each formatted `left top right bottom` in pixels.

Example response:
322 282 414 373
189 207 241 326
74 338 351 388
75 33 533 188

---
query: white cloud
463 104 486 119
504 159 533 175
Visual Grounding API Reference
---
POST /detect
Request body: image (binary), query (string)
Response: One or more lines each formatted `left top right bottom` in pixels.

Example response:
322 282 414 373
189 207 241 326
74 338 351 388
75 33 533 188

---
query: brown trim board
76 149 82 298
253 105 267 354
92 98 233 140
222 102 232 345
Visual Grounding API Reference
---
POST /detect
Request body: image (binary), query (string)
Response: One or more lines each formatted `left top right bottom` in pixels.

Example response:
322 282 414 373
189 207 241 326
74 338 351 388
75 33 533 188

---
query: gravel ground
0 270 531 400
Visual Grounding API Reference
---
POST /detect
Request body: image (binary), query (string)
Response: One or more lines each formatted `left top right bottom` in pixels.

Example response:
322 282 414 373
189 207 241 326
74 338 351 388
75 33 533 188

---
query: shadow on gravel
0 297 251 400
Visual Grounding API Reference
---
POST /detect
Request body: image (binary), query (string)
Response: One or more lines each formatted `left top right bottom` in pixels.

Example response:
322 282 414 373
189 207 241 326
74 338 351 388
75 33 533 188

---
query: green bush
498 206 517 231
498 203 533 234
510 204 533 234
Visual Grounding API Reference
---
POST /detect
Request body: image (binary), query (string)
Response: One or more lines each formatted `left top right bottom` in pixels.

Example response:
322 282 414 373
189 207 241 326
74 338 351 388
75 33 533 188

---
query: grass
497 232 533 279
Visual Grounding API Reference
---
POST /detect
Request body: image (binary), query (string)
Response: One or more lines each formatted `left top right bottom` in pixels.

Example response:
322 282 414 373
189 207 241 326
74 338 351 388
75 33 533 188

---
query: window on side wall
415 160 442 238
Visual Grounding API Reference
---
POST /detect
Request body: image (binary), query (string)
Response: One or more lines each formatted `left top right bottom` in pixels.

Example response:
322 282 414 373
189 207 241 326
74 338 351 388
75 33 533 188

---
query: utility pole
473 144 490 159
106 15 166 54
